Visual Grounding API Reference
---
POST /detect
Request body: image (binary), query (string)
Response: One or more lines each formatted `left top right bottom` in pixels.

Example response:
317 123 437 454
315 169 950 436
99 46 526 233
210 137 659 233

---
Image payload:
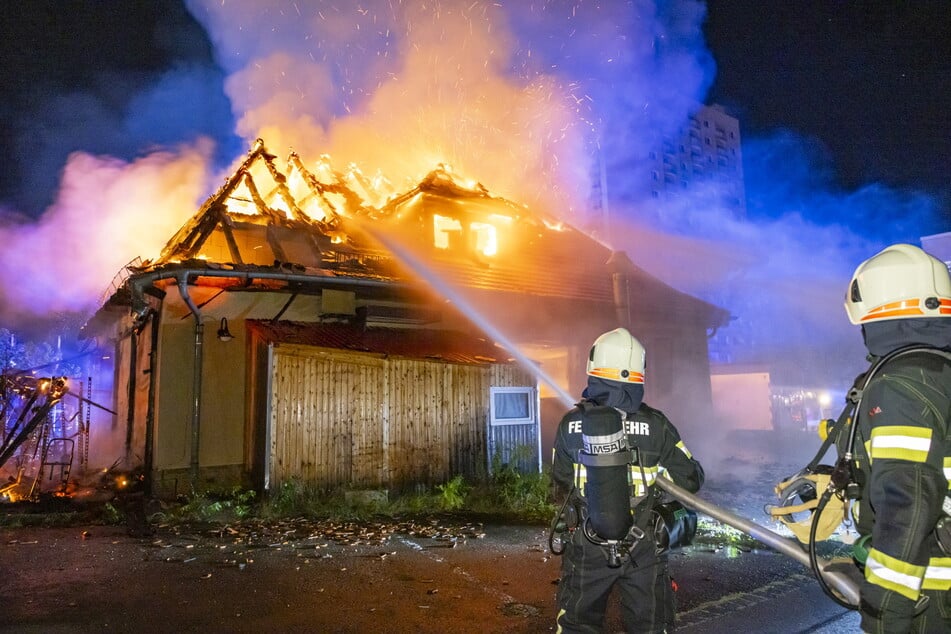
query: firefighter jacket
854 349 951 631
551 399 704 527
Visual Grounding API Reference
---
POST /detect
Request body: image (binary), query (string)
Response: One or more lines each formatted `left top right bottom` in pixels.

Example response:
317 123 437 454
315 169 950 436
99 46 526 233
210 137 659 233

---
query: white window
489 387 535 426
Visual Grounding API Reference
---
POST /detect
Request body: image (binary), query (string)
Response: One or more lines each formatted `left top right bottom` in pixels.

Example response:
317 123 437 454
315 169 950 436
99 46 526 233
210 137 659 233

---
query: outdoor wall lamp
216 317 234 342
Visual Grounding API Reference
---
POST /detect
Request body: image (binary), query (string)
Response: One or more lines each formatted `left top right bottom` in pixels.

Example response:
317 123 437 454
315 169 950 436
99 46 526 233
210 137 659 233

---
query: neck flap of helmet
584 376 644 413
862 317 951 357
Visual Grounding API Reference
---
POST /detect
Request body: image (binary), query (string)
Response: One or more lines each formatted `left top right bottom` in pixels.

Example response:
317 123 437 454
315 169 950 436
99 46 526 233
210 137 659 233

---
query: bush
436 475 468 511
169 487 257 523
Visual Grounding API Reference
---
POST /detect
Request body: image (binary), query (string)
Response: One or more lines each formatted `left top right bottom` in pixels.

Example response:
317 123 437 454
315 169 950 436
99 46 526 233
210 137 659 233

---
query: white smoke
0 141 213 325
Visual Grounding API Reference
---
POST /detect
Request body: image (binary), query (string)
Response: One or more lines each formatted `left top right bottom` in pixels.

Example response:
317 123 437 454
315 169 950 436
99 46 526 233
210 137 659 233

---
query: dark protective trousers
861 586 951 634
556 527 675 633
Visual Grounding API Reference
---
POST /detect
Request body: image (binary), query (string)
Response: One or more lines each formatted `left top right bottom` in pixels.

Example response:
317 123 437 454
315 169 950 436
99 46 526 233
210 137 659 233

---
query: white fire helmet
845 243 951 325
586 328 646 384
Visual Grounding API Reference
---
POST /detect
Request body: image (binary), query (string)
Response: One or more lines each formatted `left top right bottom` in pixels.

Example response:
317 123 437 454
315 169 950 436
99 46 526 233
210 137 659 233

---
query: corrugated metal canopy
248 320 515 366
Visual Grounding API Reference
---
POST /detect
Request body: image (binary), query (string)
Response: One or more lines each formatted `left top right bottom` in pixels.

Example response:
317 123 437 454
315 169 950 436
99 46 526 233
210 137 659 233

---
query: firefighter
844 243 951 633
551 327 704 633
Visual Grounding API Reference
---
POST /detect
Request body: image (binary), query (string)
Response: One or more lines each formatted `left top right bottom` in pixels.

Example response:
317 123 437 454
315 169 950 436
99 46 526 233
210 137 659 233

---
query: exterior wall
126 319 153 468
711 372 773 431
154 321 193 476
632 313 715 434
267 344 535 491
152 316 248 495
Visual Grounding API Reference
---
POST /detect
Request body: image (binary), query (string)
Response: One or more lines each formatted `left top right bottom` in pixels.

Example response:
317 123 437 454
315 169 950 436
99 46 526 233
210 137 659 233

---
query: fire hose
654 476 862 608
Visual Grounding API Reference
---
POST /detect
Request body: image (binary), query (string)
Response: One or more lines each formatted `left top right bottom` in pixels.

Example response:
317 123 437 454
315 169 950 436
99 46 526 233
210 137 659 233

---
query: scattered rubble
135 515 490 570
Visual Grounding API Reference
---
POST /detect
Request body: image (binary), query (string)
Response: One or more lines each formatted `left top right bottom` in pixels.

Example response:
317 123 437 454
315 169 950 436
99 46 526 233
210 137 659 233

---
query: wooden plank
268 343 535 491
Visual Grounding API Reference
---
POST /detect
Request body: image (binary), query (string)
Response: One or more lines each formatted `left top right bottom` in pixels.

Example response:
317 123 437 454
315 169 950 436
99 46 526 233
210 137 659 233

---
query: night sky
0 1 237 216
0 1 947 222
704 0 950 212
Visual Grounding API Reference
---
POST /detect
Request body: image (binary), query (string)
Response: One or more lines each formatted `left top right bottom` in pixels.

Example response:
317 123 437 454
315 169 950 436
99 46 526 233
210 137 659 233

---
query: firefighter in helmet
844 243 951 633
551 327 704 633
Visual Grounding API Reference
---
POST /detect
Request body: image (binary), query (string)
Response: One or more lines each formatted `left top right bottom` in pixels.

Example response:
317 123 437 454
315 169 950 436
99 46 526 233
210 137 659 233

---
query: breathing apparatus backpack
769 345 951 608
548 401 697 566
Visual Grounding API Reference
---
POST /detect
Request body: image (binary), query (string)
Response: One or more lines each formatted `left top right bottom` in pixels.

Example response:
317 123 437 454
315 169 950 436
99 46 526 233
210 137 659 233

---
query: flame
470 222 498 257
433 215 463 250
225 196 259 216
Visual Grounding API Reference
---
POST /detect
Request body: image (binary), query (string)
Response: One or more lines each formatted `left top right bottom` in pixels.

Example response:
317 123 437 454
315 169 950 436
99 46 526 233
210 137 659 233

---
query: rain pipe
177 275 204 491
143 308 159 495
128 267 410 492
124 326 138 464
606 251 633 329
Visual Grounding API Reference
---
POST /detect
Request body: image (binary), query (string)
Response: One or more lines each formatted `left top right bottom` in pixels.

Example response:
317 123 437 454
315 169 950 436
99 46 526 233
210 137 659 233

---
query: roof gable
119 139 726 324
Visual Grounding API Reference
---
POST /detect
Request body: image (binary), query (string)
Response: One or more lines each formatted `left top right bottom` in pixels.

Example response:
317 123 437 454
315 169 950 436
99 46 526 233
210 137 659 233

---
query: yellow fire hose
655 476 861 608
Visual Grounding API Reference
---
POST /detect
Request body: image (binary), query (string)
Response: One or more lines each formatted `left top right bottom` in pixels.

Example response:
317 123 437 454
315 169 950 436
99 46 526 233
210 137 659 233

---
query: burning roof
91 138 727 331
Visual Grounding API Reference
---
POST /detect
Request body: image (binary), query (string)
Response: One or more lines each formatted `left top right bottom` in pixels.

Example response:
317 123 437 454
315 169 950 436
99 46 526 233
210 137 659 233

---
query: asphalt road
0 515 863 633
1 430 864 633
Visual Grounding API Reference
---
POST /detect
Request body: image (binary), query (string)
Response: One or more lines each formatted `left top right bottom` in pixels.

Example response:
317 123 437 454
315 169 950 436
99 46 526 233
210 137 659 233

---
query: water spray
363 227 576 408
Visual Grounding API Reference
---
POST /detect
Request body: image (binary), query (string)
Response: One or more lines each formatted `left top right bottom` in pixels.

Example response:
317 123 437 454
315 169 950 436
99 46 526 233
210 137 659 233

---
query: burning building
84 139 728 497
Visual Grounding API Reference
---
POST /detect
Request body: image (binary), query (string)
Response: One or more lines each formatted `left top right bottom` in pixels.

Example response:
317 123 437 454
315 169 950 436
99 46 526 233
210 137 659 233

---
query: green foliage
258 478 392 520
489 466 554 519
475 445 555 519
171 487 257 522
260 478 318 518
256 467 551 523
101 502 123 525
435 475 468 511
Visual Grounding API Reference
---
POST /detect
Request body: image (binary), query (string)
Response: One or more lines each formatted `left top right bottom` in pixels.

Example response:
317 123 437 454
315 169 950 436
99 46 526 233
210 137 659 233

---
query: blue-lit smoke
615 128 942 385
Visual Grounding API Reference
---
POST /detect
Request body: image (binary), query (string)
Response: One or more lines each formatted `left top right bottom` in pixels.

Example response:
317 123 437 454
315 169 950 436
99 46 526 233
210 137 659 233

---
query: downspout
124 327 138 465
606 251 634 329
177 275 205 492
143 309 160 496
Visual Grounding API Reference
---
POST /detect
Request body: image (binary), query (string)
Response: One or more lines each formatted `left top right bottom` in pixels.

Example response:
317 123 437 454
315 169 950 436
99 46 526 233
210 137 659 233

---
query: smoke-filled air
0 0 944 384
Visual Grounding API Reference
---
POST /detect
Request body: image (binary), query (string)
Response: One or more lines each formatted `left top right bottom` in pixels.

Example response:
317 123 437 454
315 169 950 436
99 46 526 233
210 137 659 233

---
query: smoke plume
0 0 943 389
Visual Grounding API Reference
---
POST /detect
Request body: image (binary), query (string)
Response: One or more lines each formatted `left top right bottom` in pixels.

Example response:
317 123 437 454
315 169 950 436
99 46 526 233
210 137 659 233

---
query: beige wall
154 318 247 473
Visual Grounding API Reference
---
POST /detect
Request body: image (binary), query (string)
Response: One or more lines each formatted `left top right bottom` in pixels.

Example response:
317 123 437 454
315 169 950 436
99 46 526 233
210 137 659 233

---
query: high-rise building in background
647 104 746 219
589 103 747 236
588 103 748 365
651 104 747 365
